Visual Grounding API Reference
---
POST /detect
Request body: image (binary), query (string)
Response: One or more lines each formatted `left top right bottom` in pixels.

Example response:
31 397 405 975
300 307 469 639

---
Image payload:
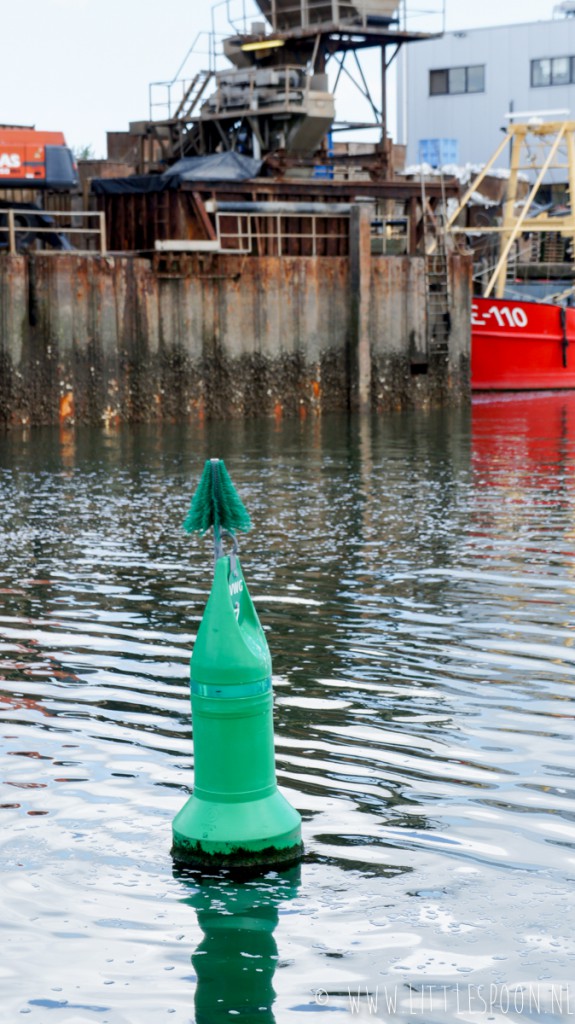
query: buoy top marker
183 458 251 560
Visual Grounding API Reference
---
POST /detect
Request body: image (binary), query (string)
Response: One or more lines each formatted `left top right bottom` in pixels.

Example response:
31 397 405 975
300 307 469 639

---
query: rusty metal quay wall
0 251 471 426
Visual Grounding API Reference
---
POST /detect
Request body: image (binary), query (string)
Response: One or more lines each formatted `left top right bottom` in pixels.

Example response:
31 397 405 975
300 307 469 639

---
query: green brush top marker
183 458 251 560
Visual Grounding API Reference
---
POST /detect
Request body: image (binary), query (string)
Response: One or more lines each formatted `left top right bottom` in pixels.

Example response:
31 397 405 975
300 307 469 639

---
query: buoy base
171 790 303 871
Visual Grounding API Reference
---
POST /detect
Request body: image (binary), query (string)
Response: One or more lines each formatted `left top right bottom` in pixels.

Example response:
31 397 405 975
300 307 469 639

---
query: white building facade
398 13 575 170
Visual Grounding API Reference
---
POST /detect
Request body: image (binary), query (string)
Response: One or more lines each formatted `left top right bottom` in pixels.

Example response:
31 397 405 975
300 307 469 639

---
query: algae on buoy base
171 460 303 871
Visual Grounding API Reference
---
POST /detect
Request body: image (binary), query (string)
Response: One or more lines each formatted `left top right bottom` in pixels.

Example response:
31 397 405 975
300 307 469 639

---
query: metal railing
153 208 416 256
149 77 202 122
216 210 348 254
149 33 213 120
0 209 107 256
252 0 399 30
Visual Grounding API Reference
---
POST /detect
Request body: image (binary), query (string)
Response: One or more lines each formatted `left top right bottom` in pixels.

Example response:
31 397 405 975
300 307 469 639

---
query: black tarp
91 175 173 195
91 153 263 196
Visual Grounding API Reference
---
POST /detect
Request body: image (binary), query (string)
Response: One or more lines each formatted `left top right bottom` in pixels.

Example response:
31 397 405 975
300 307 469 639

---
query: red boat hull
471 297 575 390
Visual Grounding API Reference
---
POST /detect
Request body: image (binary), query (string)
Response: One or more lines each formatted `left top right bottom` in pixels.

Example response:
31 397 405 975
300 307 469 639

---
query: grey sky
0 0 562 157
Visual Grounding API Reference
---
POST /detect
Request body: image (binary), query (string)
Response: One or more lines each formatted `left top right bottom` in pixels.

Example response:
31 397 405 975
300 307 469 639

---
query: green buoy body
172 552 303 870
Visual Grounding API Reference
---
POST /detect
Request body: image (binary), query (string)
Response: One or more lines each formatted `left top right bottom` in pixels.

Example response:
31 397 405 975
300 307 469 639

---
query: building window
429 65 485 96
449 67 466 94
430 69 448 95
531 56 575 87
467 65 485 93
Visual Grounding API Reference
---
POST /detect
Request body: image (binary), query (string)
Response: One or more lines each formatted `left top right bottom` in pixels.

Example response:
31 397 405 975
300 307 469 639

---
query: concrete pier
0 245 471 426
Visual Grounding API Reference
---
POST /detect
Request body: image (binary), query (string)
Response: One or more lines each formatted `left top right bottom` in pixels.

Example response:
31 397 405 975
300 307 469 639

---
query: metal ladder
421 171 451 353
173 70 214 122
164 71 214 160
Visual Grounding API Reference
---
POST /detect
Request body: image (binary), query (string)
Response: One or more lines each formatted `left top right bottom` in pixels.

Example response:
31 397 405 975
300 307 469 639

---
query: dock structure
0 0 471 426
0 189 470 425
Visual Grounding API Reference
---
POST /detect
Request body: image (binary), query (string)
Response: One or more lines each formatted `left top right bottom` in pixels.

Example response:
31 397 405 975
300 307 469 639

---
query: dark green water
2 396 575 1023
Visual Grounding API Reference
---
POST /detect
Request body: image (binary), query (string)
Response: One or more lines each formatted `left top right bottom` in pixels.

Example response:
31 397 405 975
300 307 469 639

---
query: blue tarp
163 152 262 182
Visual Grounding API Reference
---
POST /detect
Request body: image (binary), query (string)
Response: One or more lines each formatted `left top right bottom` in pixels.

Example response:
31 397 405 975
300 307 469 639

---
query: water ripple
3 407 575 1020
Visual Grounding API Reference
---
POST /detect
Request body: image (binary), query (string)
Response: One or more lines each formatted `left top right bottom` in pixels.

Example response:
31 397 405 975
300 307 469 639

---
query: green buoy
172 458 303 871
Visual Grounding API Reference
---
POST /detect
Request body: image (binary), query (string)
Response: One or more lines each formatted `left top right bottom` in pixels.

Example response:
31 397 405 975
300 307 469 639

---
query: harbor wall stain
0 251 471 425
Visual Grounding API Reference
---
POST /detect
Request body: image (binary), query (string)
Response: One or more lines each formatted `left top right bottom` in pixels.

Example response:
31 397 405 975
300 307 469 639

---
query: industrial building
398 3 575 175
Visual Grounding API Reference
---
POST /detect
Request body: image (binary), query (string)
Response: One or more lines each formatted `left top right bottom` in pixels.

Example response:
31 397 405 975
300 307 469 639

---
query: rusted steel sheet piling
0 249 471 426
349 204 373 411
